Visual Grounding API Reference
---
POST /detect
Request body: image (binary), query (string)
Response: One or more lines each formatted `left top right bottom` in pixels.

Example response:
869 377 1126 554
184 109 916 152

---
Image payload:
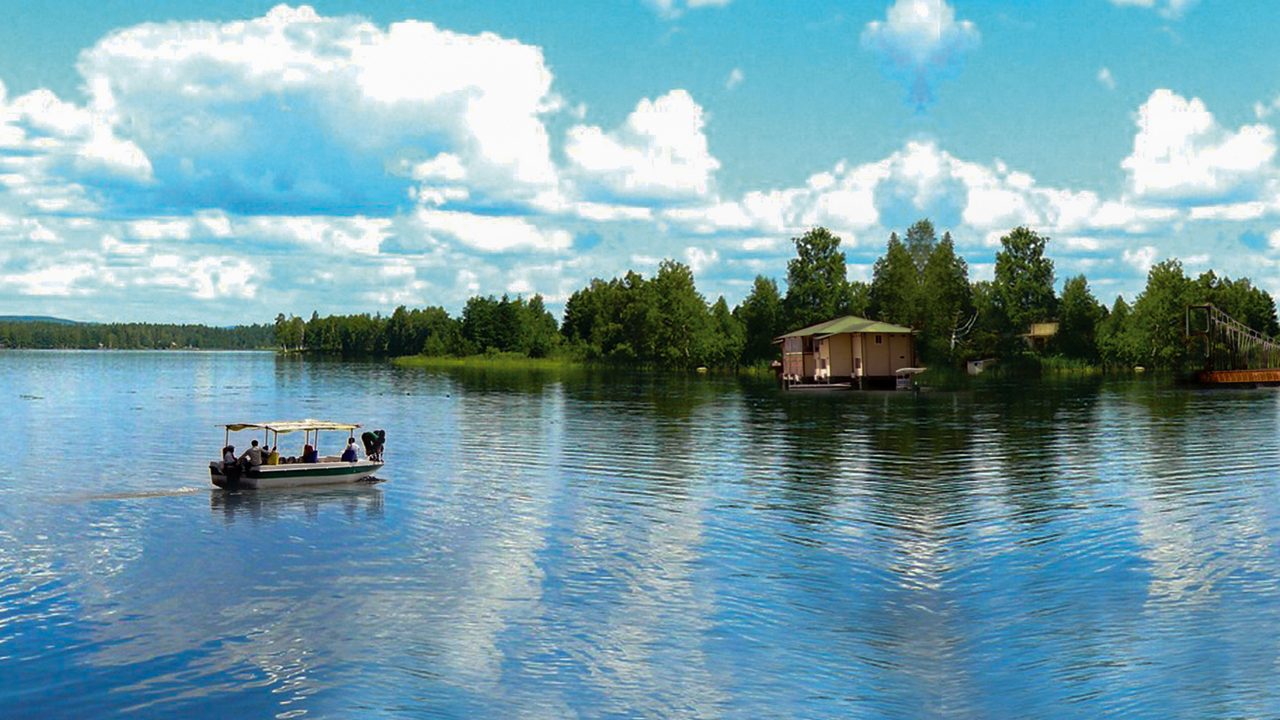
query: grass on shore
394 352 1130 387
392 352 783 379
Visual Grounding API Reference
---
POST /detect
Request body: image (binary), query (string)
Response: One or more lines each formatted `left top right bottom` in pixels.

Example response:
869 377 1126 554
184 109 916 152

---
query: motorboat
210 419 384 489
895 367 927 391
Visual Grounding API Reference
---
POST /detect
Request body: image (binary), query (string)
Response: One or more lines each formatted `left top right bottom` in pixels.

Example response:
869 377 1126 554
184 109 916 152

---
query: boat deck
785 381 855 391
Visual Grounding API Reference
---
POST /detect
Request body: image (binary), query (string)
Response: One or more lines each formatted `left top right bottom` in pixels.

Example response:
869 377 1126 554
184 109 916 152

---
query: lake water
2 351 1279 719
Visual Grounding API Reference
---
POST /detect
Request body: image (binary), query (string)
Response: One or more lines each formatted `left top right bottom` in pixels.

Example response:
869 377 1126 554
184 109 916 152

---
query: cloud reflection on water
3 354 1280 717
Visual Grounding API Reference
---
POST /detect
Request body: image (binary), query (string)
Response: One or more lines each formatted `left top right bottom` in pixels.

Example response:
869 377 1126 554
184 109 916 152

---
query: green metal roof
776 315 914 340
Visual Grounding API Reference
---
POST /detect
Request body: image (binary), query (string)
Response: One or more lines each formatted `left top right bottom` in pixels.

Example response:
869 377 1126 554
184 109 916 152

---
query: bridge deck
1198 369 1280 384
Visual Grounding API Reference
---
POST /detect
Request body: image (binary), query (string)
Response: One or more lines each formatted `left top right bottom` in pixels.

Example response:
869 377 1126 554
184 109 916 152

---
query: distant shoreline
0 346 275 352
0 318 273 351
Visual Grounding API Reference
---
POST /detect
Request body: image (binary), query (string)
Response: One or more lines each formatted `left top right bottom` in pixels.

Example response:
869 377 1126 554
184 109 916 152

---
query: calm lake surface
2 351 1279 719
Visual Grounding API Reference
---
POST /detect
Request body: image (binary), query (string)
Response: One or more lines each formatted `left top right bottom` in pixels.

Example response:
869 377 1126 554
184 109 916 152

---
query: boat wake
62 487 207 502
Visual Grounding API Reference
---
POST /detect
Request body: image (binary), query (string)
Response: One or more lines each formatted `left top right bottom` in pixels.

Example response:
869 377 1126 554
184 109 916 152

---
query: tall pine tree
993 227 1056 335
735 275 785 364
920 232 972 360
869 232 918 326
783 227 850 329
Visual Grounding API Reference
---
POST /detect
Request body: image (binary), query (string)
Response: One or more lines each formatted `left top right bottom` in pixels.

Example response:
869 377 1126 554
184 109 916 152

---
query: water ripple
3 355 1280 717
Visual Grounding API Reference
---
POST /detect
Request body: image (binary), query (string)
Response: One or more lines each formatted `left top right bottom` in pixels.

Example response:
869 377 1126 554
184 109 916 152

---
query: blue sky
2 0 1280 323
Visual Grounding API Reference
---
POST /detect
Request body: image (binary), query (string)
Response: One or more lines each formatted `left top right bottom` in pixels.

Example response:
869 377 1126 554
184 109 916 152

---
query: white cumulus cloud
414 209 572 253
72 4 561 213
566 90 721 204
0 84 151 215
684 246 720 276
163 256 263 300
1122 89 1276 203
663 140 1163 245
0 262 100 297
1123 245 1159 273
862 0 979 107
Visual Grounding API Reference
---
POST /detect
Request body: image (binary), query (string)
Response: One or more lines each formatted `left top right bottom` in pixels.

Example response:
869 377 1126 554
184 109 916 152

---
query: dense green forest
273 220 1279 372
0 321 274 350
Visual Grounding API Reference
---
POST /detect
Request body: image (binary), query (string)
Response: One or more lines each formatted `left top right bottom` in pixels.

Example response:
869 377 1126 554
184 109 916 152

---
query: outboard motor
210 459 242 489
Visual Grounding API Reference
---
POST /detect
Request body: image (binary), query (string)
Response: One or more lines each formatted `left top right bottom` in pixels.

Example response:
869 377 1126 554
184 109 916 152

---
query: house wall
857 332 915 376
816 338 831 376
888 334 913 372
782 337 804 377
828 334 853 377
864 333 891 376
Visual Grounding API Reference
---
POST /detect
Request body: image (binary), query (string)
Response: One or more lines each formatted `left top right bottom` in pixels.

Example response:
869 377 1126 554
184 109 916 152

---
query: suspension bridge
1185 303 1280 384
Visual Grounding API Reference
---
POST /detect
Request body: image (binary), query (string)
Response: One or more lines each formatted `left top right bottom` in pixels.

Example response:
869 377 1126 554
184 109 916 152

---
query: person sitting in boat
221 445 241 483
341 437 358 462
238 440 265 471
265 445 280 465
301 444 318 464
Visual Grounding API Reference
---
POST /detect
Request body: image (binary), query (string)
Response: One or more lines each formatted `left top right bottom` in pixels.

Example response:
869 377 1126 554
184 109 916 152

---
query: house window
875 335 883 345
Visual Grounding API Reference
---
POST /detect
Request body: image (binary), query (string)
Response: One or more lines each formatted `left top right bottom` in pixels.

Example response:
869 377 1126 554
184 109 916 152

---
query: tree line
272 259 749 366
0 320 273 350
273 220 1279 371
272 295 563 358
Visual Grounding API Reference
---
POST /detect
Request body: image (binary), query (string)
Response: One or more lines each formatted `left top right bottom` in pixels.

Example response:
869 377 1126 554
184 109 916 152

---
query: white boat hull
210 459 383 489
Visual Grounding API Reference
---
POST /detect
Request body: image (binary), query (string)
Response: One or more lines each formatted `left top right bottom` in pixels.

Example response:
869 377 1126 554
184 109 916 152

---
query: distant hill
0 315 79 325
0 318 274 349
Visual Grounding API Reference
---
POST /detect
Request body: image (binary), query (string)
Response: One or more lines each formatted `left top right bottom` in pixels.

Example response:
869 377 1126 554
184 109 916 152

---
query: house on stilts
775 315 918 389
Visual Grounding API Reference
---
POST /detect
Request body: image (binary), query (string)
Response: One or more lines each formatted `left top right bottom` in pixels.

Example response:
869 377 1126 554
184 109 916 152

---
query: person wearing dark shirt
361 430 385 461
302 444 318 464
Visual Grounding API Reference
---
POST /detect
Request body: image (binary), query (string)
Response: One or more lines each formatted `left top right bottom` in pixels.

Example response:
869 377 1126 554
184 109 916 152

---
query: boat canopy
223 419 362 434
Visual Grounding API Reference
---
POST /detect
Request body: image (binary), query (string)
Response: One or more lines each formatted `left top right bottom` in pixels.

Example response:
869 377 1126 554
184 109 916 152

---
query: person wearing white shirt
239 440 265 470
